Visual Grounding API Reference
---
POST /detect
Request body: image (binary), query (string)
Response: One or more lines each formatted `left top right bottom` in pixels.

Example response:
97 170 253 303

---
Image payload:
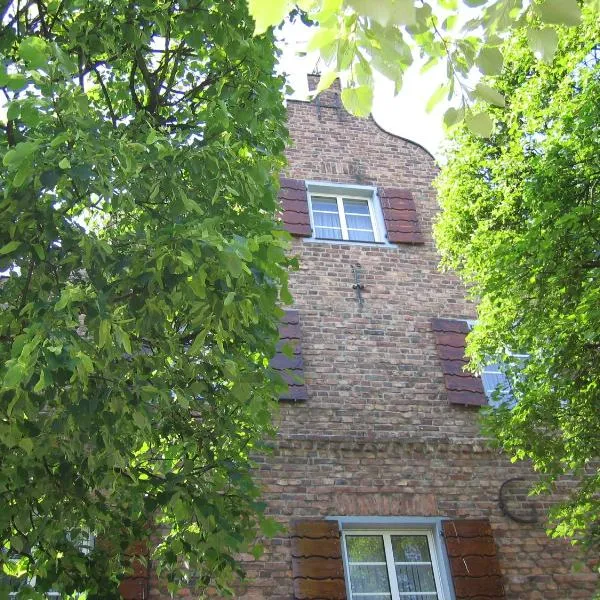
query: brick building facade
235 75 597 600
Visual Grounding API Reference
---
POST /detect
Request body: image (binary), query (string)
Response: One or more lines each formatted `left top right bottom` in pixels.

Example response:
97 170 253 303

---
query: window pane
353 596 391 599
312 196 339 212
482 366 513 406
346 535 386 562
348 229 376 242
395 564 437 593
390 535 432 563
343 199 371 215
346 214 374 231
349 565 391 594
313 210 342 239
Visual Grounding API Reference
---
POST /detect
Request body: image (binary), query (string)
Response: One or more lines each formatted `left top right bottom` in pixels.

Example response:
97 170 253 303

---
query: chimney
307 72 342 93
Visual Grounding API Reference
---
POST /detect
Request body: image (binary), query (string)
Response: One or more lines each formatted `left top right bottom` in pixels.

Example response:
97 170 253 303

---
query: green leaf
474 83 506 107
18 438 34 454
347 0 393 26
465 110 494 137
391 0 416 25
340 85 373 117
426 83 450 113
247 0 290 34
59 157 71 169
99 320 111 348
4 362 25 388
535 0 581 26
526 28 559 63
307 27 338 53
315 70 338 94
0 240 22 255
476 46 504 75
18 36 49 69
3 141 38 167
443 106 465 129
7 101 20 121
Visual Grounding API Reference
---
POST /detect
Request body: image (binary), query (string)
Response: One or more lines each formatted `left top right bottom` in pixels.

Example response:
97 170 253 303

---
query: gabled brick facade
236 77 597 599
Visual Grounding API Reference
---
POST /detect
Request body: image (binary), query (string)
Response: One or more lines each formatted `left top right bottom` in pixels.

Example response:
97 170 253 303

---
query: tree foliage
0 0 290 597
435 3 600 568
248 0 595 130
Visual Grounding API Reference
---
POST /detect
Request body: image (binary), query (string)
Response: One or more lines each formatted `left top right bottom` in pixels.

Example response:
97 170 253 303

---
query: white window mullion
383 534 401 600
337 195 350 240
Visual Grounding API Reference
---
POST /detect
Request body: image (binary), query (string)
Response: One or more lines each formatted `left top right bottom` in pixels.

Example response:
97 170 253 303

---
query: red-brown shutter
431 318 486 406
279 177 312 237
119 541 150 599
379 188 424 245
272 309 308 401
442 519 506 600
290 520 347 600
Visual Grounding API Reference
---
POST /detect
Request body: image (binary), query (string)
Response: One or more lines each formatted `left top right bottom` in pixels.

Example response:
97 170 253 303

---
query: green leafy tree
249 0 593 130
435 3 600 571
0 0 291 597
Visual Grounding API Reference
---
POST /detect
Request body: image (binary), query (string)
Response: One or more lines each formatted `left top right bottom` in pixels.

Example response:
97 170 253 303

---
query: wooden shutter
290 520 347 600
279 177 312 237
379 188 424 245
442 519 506 600
119 541 150 599
272 309 308 401
431 318 486 406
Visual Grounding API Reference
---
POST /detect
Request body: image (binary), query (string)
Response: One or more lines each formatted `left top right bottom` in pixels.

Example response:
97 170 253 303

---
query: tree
0 0 291 597
435 2 600 569
249 0 593 131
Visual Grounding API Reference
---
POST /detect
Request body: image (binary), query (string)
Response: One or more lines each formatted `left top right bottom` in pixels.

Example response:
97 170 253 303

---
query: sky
277 20 454 159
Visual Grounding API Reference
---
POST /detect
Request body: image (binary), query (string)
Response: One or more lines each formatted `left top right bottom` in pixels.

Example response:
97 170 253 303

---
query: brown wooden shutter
272 309 308 401
442 519 506 600
119 541 150 599
279 177 312 237
431 318 486 406
290 520 347 600
379 188 424 245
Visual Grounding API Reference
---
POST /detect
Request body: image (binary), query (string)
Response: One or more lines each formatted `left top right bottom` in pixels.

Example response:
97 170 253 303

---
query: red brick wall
236 89 596 599
149 83 597 598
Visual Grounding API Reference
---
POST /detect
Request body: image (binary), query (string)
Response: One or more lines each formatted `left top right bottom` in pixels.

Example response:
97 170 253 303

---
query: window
342 529 449 600
308 186 383 243
466 321 527 407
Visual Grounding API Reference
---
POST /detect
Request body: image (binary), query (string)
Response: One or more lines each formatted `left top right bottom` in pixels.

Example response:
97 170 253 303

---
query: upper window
308 186 383 243
342 529 448 600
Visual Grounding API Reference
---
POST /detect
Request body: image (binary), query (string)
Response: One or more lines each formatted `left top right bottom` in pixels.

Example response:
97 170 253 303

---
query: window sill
302 237 394 248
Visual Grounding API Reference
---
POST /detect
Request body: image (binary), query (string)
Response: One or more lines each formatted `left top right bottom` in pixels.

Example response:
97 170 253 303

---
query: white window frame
306 182 387 244
341 528 450 600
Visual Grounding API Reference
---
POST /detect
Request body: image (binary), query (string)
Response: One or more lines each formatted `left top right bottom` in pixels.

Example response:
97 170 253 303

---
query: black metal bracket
498 477 539 524
351 263 365 307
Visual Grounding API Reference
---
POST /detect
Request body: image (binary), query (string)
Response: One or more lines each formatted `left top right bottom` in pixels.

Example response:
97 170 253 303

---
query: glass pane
349 565 391 594
313 209 342 239
482 367 513 406
353 596 391 600
346 214 374 231
312 196 339 212
397 595 438 599
395 564 437 593
348 229 375 242
343 199 370 215
346 536 386 562
391 535 431 563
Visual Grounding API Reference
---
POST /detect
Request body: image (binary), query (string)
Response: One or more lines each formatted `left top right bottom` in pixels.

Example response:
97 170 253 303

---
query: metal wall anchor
351 263 365 307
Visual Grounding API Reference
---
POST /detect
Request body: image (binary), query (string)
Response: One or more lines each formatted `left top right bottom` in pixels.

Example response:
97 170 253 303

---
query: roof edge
286 97 438 163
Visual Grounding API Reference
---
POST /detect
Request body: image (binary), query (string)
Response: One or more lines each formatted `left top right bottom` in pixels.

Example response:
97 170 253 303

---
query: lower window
342 530 447 600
